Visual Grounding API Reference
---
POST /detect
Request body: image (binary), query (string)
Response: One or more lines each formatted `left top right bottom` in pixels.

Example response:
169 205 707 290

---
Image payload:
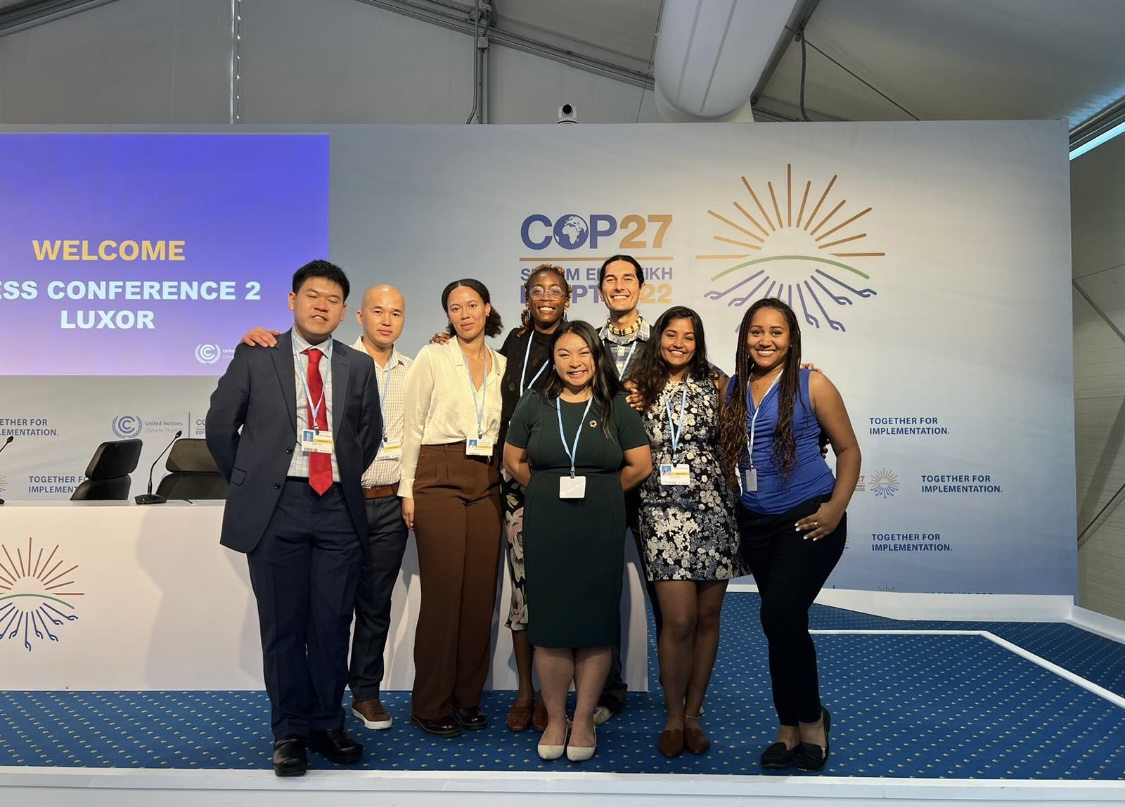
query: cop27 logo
112 414 142 439
520 213 672 252
700 165 883 332
0 538 82 651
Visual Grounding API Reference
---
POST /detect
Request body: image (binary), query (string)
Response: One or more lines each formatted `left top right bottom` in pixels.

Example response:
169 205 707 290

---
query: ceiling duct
653 0 800 122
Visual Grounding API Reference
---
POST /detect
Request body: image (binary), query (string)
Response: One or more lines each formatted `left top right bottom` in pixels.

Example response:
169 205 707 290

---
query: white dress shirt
351 336 413 488
399 339 506 498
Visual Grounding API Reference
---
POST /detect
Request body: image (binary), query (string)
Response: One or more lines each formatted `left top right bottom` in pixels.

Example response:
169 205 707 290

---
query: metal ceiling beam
0 0 118 36
356 0 653 88
749 0 821 106
1070 96 1125 151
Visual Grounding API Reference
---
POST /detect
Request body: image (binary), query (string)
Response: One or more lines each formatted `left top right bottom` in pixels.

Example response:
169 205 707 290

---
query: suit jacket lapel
272 331 298 432
330 338 350 441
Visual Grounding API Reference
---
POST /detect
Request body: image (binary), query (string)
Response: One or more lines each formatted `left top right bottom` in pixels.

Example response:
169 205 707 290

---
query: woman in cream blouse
399 278 506 738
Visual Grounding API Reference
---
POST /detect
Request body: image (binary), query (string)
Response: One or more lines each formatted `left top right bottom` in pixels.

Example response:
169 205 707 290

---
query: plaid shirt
599 317 651 380
352 337 412 487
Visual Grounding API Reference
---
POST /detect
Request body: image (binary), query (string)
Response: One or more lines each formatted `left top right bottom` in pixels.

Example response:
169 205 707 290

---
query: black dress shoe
272 736 307 777
308 728 364 764
760 741 798 770
411 713 463 737
452 706 488 731
793 707 831 772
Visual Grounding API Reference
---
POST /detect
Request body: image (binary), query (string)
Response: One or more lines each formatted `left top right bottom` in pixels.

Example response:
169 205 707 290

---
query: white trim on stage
1 767 1122 807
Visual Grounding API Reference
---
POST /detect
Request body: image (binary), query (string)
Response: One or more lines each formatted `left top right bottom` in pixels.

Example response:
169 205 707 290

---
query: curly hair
628 306 712 410
539 320 622 439
441 278 503 338
718 298 803 486
518 264 571 336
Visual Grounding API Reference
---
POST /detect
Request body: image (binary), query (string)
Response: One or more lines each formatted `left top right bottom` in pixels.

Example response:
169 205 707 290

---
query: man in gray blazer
206 260 381 777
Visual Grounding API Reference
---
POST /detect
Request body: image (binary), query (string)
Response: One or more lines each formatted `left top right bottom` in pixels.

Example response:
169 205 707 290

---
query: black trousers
348 494 410 702
247 481 362 739
736 495 845 726
600 489 663 713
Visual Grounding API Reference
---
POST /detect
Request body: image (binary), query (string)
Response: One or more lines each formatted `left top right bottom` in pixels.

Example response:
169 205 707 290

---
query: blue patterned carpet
1 593 1121 779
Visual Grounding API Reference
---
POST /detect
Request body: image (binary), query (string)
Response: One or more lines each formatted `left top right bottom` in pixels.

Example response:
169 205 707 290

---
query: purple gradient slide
0 133 329 375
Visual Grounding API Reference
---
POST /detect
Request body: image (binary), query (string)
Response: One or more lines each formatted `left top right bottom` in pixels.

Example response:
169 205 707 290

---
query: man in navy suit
206 260 381 776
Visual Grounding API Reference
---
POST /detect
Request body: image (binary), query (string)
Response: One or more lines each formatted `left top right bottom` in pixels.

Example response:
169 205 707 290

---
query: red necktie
304 348 332 495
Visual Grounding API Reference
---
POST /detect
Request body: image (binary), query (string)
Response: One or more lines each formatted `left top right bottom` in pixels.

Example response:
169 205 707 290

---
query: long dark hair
518 264 571 336
540 320 622 438
629 306 712 410
718 298 803 485
441 278 503 338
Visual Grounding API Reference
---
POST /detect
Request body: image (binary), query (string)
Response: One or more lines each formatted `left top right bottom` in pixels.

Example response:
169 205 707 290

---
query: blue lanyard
617 341 638 377
663 382 688 464
462 348 491 439
295 340 334 433
521 335 548 396
746 370 782 469
556 396 594 477
376 359 393 447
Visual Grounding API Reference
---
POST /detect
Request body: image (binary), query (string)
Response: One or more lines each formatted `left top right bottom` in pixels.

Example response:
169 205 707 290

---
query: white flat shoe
567 727 596 762
538 725 568 761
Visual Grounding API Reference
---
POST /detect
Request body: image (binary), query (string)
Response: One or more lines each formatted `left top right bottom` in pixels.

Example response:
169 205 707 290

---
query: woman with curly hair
629 306 747 758
718 298 860 772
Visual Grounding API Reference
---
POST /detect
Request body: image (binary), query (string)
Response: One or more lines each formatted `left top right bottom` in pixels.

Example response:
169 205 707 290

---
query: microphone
0 435 10 505
135 430 182 505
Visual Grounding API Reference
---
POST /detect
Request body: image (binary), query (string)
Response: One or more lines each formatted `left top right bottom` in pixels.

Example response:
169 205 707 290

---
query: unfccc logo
196 343 221 364
111 414 142 439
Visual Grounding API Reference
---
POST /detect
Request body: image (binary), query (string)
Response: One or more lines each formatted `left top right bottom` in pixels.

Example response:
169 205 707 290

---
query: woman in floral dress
629 306 747 758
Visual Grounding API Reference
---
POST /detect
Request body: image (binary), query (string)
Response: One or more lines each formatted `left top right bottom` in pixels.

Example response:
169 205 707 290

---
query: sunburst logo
869 468 900 499
0 471 7 496
699 164 883 332
0 538 82 651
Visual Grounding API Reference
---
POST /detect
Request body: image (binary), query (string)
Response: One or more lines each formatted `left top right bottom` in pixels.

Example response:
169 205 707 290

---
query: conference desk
0 502 649 691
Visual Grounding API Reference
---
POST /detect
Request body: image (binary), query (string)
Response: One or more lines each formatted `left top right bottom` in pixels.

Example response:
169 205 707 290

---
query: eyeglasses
528 288 567 299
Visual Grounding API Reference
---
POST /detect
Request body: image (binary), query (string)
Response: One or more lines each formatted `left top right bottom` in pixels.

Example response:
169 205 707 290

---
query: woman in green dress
503 320 651 763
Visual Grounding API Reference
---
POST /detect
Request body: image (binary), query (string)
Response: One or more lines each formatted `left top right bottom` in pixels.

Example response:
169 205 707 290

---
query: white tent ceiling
1 0 1122 144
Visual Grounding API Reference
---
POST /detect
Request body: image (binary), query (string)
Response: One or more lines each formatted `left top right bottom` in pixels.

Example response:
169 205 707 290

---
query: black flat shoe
793 707 831 772
308 728 364 764
453 706 488 731
272 735 307 777
760 741 798 770
411 713 464 737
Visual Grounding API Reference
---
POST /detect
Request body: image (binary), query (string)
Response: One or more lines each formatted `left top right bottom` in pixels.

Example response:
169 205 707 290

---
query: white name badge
378 441 402 459
559 475 586 499
742 467 758 492
659 463 691 486
466 437 494 456
300 429 334 454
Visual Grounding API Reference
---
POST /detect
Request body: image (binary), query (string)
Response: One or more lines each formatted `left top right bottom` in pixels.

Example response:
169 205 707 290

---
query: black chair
155 438 228 500
70 439 143 501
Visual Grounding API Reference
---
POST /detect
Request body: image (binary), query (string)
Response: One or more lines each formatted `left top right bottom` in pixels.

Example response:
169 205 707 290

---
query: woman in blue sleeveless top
719 298 861 772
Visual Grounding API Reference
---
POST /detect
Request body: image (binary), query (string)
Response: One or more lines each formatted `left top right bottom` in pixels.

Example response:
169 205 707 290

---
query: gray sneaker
592 705 613 726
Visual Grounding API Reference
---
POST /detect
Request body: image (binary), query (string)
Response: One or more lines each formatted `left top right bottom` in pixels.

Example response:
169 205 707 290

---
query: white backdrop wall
0 120 1077 598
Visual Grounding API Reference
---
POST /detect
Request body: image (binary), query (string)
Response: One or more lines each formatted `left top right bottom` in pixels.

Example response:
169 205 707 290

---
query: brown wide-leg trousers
410 443 502 720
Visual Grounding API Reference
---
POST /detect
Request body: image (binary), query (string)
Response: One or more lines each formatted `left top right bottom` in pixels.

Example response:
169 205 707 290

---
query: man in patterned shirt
345 285 413 731
597 254 650 379
594 254 660 726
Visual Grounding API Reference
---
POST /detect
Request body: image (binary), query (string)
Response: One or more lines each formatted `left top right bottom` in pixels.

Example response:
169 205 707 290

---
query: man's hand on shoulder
242 328 281 348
